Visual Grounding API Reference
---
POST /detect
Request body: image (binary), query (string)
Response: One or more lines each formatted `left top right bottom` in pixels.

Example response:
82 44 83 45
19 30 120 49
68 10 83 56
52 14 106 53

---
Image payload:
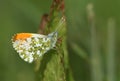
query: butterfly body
12 32 57 63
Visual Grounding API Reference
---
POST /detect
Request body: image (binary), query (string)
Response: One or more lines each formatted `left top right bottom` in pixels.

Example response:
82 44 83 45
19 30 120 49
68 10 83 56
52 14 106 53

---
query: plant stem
87 3 103 81
34 0 68 81
107 18 116 81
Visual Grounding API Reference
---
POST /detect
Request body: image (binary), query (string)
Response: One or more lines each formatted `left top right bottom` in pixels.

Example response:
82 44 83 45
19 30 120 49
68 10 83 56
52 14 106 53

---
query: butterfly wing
12 32 57 63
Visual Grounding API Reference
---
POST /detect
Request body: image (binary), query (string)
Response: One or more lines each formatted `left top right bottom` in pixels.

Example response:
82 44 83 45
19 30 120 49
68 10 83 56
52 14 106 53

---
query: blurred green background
0 0 120 81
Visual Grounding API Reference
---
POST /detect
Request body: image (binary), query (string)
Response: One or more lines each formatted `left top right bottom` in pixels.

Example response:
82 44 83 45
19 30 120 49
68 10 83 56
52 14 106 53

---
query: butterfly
12 17 65 63
12 32 58 63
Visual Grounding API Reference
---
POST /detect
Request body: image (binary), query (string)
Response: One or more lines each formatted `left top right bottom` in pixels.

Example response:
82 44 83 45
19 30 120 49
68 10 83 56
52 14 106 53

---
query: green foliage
66 0 120 81
0 0 120 81
33 0 69 81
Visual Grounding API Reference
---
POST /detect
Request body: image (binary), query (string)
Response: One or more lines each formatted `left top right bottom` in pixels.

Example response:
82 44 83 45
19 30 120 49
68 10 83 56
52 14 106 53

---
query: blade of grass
107 18 116 81
87 3 103 81
70 42 88 60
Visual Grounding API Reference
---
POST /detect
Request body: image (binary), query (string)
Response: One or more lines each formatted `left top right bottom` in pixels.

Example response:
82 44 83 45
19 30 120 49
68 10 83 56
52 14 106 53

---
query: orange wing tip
12 33 33 41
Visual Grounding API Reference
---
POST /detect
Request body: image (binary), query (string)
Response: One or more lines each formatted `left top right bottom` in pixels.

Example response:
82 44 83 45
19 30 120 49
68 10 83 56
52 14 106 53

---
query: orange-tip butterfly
12 17 65 63
12 32 57 63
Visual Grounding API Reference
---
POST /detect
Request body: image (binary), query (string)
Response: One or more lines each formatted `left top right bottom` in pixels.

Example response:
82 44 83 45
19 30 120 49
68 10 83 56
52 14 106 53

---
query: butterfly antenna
55 17 65 33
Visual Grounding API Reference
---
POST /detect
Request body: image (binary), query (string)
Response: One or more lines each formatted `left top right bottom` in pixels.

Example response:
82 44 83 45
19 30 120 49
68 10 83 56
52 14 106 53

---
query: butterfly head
48 32 58 48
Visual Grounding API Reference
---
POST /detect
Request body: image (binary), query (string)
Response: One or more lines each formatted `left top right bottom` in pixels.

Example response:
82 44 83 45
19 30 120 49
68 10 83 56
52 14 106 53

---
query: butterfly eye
12 32 58 63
